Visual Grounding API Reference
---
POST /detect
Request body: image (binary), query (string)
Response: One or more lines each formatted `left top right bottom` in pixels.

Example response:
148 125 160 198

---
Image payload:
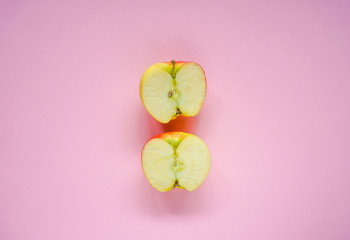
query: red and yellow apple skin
140 60 207 123
141 132 211 192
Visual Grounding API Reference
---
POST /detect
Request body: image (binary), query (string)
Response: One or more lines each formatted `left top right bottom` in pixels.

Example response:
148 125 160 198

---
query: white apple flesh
142 132 210 192
140 61 207 123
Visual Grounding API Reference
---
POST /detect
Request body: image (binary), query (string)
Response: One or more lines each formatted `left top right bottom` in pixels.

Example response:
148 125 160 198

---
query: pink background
1 0 350 239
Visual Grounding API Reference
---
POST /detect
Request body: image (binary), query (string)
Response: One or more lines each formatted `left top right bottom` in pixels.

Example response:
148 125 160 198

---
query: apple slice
142 132 210 192
140 60 207 123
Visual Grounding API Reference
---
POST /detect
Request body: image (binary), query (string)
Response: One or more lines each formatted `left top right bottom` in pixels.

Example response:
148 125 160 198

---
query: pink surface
1 1 350 239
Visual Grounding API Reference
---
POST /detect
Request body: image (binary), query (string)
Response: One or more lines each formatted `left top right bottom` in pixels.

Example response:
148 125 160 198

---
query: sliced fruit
141 132 210 192
140 60 207 123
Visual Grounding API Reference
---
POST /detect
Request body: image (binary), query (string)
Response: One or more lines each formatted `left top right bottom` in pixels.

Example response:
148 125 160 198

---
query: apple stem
171 60 176 78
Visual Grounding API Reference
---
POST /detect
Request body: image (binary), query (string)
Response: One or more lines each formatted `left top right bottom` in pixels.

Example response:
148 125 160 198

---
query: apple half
141 132 210 192
140 60 207 123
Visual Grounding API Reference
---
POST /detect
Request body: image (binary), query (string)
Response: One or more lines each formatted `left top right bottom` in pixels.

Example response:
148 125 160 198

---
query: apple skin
141 131 210 192
140 60 207 122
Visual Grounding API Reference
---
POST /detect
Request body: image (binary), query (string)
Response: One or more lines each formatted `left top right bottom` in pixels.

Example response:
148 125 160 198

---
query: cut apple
140 60 207 123
142 132 210 192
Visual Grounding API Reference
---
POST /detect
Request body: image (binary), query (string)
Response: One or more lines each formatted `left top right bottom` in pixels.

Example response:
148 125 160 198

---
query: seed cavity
168 90 173 97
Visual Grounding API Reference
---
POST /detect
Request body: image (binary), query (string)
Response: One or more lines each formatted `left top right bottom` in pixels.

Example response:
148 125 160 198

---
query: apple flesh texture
140 61 206 123
142 132 210 192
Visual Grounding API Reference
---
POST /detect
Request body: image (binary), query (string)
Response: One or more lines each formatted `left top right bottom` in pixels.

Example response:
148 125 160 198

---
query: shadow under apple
136 173 216 217
135 107 215 216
